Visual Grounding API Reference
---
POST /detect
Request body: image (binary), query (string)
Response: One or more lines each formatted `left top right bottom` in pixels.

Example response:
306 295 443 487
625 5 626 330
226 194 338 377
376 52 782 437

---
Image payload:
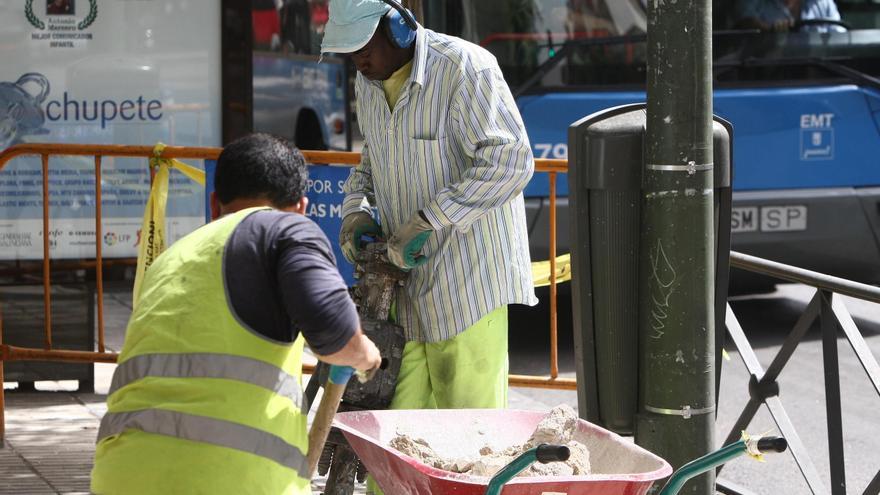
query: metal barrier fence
0 143 572 442
720 251 880 495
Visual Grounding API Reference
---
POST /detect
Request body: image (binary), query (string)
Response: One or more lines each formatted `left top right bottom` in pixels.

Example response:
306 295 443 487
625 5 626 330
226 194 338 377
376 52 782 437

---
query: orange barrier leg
1 358 5 445
41 153 52 350
549 172 559 380
95 156 105 353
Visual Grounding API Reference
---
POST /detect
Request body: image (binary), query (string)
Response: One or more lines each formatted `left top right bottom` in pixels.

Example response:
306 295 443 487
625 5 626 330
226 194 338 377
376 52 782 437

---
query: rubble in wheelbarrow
389 404 591 478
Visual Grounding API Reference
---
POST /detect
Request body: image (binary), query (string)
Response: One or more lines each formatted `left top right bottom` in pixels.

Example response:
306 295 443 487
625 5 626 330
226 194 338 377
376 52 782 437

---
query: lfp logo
103 231 133 247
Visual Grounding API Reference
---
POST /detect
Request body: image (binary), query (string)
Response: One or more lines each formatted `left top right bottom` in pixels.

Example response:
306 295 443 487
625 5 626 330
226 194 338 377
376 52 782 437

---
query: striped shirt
342 27 538 343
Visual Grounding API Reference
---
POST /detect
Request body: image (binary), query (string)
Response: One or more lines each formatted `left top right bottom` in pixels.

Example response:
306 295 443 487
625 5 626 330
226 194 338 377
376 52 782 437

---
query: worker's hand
357 335 383 380
339 212 381 263
387 211 434 270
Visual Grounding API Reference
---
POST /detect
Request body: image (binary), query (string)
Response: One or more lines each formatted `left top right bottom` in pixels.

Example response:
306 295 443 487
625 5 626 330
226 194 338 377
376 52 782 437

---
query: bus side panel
516 86 880 283
518 91 646 198
715 85 880 190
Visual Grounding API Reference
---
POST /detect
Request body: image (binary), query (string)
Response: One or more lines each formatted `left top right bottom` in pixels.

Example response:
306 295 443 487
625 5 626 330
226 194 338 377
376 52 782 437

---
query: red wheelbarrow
333 409 787 495
334 409 668 495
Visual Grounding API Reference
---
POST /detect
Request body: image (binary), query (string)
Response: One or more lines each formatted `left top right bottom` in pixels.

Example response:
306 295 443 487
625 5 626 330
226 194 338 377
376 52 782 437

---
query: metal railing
720 251 880 495
0 143 573 442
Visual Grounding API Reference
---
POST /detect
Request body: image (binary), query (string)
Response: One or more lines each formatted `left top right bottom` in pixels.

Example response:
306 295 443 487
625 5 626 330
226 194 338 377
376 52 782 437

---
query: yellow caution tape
531 253 572 287
132 143 206 307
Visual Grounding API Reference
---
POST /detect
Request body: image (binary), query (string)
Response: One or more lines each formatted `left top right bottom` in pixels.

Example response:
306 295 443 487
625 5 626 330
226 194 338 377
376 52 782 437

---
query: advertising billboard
0 0 221 259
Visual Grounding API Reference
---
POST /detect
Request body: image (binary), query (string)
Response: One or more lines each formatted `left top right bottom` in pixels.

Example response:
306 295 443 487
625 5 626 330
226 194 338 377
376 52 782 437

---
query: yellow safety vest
91 208 310 495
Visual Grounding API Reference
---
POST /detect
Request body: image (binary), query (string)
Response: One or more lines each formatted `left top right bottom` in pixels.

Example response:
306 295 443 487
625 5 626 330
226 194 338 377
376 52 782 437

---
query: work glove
339 211 381 263
387 211 434 270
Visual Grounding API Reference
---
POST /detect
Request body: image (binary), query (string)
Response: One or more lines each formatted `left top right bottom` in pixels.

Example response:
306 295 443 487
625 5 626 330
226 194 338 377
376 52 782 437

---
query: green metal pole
636 0 715 493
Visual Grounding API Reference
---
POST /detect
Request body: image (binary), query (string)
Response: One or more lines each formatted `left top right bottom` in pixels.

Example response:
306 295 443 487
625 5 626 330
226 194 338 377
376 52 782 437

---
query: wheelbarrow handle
484 444 571 495
757 436 788 453
535 444 571 463
657 436 788 495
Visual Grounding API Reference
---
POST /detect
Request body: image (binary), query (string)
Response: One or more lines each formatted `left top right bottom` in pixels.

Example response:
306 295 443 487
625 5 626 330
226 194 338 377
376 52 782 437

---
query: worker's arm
341 141 377 218
339 141 380 265
421 65 534 232
276 220 380 372
341 82 377 219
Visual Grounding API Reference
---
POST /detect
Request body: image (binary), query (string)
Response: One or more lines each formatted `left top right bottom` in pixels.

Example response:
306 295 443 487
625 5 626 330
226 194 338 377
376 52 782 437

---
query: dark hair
214 133 308 208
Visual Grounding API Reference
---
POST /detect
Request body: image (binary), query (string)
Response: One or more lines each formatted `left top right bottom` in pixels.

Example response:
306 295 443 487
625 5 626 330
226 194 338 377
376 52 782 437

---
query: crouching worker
91 133 382 495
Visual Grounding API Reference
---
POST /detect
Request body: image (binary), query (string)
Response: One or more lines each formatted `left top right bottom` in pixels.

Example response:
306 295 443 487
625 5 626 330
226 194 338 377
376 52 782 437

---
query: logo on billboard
0 73 50 149
1 72 164 146
103 231 132 247
0 232 34 249
25 0 98 48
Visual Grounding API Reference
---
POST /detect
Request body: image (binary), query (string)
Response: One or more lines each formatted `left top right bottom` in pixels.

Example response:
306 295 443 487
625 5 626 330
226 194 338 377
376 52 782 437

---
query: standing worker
90 133 382 494
322 1 538 491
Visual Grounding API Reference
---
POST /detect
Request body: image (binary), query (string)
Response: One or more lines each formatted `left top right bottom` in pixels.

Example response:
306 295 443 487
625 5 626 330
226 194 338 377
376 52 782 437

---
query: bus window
250 0 350 152
430 0 649 90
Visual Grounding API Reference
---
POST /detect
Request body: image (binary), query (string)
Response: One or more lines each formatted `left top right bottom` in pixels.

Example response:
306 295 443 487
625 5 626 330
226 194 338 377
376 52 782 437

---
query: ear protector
382 0 418 49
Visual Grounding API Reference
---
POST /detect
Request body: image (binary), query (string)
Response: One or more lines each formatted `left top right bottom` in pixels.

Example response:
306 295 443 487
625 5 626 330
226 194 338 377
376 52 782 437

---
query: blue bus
423 0 880 289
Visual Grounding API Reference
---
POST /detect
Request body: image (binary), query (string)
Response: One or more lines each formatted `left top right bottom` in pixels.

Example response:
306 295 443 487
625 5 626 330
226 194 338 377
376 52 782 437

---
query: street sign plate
732 205 807 233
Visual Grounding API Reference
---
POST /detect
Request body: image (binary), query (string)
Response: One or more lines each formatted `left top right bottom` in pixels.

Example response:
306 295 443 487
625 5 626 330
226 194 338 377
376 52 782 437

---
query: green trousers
366 305 509 494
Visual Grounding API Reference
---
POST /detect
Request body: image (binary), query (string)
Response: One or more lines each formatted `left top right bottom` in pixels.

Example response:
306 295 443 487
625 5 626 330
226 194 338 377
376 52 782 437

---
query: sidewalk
1 374 376 494
1 286 558 494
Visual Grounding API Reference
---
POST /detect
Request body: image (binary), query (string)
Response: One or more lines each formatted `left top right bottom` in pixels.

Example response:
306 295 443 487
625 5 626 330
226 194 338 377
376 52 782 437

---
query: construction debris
389 404 591 478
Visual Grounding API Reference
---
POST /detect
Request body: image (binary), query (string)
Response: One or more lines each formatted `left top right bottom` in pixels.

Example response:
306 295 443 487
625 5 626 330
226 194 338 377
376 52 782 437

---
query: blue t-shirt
224 209 359 355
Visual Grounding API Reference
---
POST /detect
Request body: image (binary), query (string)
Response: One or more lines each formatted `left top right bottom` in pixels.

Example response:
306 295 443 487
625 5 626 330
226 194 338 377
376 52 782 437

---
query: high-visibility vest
91 207 310 495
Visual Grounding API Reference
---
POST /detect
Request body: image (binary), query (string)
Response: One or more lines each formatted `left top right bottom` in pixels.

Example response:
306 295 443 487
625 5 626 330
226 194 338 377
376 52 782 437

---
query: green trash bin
568 103 732 434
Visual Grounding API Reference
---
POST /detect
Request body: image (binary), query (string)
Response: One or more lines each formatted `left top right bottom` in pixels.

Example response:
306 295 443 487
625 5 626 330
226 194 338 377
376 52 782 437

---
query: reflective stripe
97 409 309 477
110 353 304 412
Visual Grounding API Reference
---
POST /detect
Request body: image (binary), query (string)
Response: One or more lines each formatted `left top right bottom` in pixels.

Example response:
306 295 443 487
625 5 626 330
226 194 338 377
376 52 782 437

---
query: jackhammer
305 242 407 495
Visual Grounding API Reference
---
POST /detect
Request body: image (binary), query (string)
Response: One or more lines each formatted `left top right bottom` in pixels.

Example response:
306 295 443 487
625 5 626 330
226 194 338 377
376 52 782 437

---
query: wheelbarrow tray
333 409 672 495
